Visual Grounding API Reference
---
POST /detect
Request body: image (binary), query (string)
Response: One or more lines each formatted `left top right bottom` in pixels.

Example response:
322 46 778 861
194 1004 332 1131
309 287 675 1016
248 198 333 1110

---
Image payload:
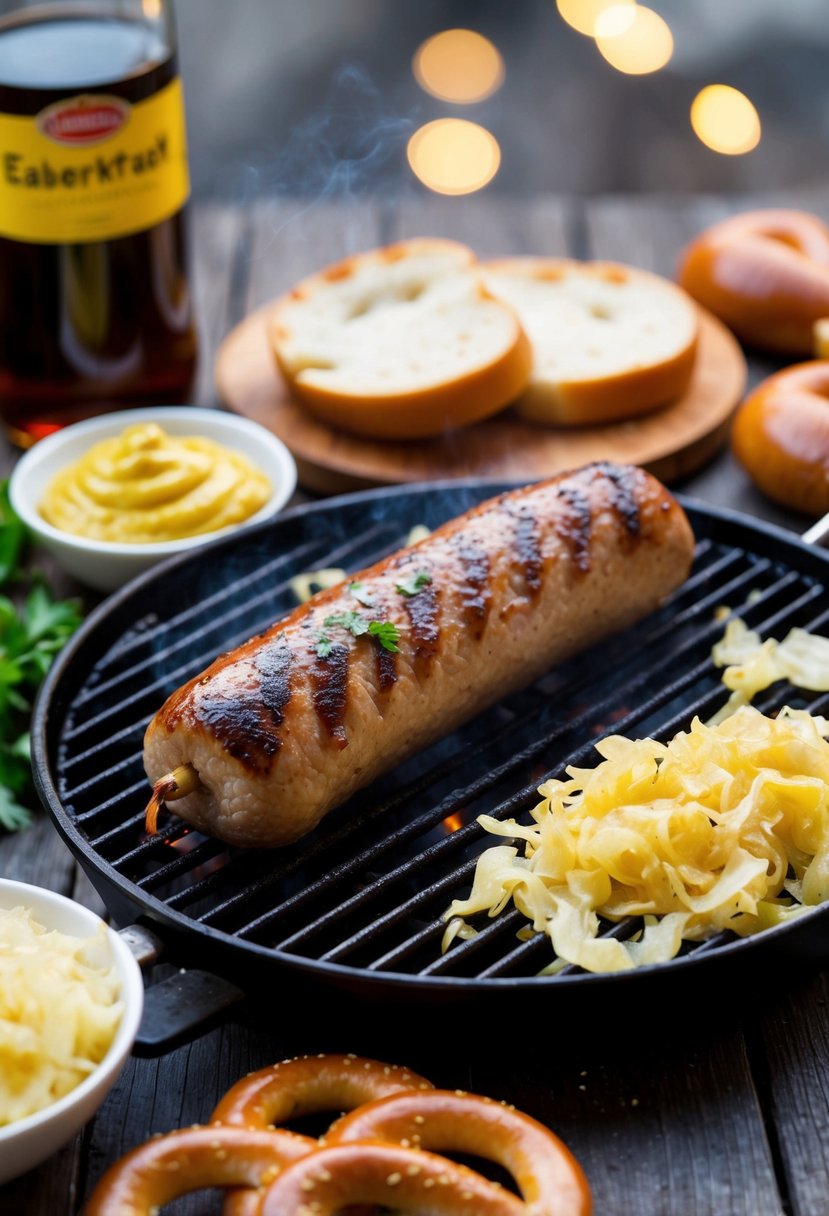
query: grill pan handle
120 922 246 1057
803 513 829 546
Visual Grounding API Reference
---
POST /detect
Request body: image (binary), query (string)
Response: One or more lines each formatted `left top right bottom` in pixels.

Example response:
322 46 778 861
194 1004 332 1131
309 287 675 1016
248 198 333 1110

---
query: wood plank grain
81 1021 287 1215
387 191 570 256
465 1028 783 1216
244 196 385 312
0 1139 85 1215
754 970 829 1216
584 191 734 277
74 985 791 1216
0 809 75 893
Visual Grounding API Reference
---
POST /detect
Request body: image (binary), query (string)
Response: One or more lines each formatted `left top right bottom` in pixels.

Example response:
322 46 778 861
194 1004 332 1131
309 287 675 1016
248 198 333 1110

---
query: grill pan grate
34 482 829 994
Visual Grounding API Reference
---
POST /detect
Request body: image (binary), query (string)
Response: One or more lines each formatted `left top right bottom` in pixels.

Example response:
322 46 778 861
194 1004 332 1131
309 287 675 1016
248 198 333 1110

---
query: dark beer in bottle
0 0 197 444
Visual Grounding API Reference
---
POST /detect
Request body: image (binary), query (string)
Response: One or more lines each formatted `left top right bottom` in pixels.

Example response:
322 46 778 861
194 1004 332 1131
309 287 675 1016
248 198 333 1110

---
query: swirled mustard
40 423 272 544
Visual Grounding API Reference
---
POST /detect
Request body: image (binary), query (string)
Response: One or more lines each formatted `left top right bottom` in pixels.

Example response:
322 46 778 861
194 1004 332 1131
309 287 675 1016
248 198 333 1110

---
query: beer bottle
0 0 197 445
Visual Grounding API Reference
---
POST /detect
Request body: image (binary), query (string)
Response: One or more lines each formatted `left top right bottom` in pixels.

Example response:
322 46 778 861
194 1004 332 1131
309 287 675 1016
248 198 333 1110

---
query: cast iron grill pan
32 481 829 1001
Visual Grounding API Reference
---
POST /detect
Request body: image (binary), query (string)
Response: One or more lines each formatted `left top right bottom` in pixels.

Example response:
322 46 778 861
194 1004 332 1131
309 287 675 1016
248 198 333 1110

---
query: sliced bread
269 239 532 439
481 258 699 426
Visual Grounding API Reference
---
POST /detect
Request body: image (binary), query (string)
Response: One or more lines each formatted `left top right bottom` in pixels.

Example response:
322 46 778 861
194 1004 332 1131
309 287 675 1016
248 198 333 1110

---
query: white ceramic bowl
9 406 298 592
0 878 144 1185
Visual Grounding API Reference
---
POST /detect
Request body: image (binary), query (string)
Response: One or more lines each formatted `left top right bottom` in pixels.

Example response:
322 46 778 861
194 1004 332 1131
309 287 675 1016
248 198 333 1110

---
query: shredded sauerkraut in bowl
443 706 829 974
0 906 123 1126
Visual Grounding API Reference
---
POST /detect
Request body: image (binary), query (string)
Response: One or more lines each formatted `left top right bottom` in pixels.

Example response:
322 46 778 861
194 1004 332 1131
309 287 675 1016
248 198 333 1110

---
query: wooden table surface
2 190 829 1215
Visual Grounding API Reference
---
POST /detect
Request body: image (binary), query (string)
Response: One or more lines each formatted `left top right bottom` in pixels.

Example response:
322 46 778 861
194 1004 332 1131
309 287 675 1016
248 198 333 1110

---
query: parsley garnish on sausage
396 569 432 597
316 610 401 656
348 581 376 608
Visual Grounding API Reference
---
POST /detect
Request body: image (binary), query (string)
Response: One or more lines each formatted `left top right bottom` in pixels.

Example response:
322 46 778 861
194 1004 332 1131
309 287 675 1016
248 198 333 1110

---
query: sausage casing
143 463 695 847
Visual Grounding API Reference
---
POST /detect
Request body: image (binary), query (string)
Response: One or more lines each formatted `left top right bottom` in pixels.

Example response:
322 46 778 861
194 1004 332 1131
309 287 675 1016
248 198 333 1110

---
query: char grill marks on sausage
508 504 543 595
144 462 695 848
311 642 350 746
453 537 491 636
600 461 644 537
401 579 439 666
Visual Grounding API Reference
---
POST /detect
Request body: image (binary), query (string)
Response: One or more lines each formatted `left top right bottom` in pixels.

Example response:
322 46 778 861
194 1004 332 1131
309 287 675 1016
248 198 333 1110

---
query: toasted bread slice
482 258 699 426
270 239 532 439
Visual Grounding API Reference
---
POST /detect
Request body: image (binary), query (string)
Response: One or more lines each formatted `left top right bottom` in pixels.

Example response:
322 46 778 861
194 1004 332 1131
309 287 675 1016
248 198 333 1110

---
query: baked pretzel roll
678 209 829 355
731 361 829 515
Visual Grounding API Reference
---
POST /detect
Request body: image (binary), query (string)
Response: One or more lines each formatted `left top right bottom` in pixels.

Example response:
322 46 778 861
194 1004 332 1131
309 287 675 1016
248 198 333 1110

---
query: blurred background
176 0 829 202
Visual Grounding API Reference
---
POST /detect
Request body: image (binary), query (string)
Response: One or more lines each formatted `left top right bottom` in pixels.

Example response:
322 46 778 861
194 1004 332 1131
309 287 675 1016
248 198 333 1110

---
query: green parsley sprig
396 569 432 597
348 581 376 608
0 481 83 831
316 608 401 657
365 620 401 651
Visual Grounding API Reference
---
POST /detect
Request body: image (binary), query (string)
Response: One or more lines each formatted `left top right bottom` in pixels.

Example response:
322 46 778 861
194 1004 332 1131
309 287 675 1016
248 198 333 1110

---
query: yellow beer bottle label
0 77 189 244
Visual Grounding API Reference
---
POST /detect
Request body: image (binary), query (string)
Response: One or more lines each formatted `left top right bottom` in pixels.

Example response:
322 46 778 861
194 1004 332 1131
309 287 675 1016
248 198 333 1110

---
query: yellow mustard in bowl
39 423 272 544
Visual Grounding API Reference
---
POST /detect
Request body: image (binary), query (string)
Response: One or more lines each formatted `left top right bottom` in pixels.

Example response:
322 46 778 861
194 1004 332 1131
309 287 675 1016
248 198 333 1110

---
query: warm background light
593 4 637 40
407 118 501 195
690 84 762 155
556 0 636 39
413 29 505 104
595 5 673 75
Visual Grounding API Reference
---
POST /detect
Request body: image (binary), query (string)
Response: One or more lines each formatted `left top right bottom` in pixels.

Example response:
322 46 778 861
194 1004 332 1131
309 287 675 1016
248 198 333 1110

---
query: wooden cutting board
215 302 747 494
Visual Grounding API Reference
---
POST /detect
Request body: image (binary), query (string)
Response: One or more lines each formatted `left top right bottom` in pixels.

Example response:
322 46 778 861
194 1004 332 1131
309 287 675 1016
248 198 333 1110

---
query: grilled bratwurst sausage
144 463 695 848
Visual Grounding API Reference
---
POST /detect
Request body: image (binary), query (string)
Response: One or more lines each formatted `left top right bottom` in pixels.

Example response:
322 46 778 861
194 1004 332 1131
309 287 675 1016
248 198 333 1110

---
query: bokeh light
413 29 505 104
690 85 762 155
556 0 636 39
407 119 501 195
595 5 673 75
593 5 637 39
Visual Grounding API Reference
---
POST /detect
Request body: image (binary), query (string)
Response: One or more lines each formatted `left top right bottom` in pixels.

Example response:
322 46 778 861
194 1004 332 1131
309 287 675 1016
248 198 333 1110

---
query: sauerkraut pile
0 907 123 1125
711 617 829 722
443 706 829 973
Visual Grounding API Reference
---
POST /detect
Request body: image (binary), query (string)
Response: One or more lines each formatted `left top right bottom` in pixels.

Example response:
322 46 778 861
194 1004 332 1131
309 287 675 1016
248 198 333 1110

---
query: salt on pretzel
326 1089 591 1216
211 1053 433 1216
211 1052 433 1128
731 360 829 515
678 208 829 354
83 1124 316 1216
258 1141 527 1215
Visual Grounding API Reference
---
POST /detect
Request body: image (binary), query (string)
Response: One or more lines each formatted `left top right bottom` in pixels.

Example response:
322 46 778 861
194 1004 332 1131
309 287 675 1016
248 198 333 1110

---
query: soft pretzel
678 209 829 354
83 1124 316 1216
211 1052 433 1128
258 1141 526 1216
327 1089 591 1216
211 1053 433 1216
731 360 829 515
85 1055 592 1216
